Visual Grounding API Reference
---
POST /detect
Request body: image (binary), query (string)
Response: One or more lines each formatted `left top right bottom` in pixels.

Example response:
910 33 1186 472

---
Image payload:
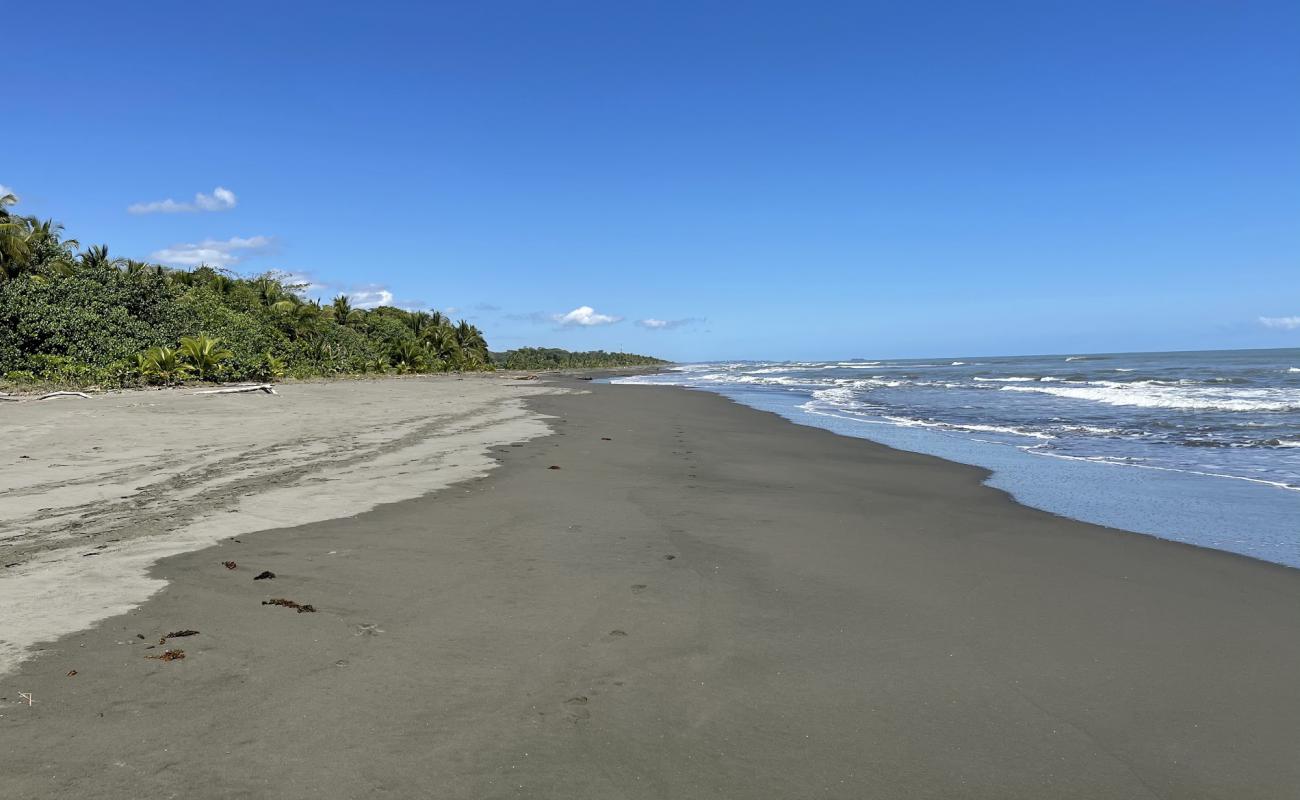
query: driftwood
193 384 277 396
37 391 92 400
0 391 92 403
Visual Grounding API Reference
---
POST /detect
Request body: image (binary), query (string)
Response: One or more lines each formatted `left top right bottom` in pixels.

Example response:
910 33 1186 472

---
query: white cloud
553 305 622 327
638 317 701 330
1259 316 1300 331
348 285 395 309
151 235 271 267
129 186 238 214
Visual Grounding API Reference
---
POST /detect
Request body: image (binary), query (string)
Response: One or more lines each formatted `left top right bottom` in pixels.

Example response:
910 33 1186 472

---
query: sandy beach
2 378 1298 798
0 376 557 676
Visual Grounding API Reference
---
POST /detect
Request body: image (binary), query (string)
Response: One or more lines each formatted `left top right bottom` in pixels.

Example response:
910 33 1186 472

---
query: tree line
493 348 667 370
0 192 489 386
0 193 667 388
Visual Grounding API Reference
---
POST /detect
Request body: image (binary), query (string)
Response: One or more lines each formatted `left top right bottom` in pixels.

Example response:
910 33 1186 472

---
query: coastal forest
0 193 661 388
493 348 667 370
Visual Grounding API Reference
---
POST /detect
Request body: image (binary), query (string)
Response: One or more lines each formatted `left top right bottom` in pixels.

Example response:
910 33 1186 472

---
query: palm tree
207 274 235 295
252 274 290 306
0 193 32 280
178 335 234 381
390 340 427 373
422 325 458 364
79 244 121 270
25 218 78 263
272 298 325 338
332 294 354 321
453 320 488 367
407 311 432 337
0 214 83 282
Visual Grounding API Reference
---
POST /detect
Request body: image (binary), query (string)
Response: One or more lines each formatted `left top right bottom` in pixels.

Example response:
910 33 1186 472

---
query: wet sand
1 380 1298 798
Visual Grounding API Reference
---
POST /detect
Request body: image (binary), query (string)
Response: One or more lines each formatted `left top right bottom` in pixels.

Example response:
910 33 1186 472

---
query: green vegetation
0 192 492 388
493 348 668 371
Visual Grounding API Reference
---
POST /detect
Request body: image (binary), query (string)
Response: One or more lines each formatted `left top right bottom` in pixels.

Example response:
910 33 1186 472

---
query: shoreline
2 379 1298 797
642 382 1300 575
611 373 1300 570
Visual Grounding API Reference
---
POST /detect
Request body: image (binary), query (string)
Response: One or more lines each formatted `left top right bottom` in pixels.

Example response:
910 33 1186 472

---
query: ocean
611 348 1300 568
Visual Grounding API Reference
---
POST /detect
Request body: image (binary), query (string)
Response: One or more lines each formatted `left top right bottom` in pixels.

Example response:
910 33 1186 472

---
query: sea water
612 349 1300 568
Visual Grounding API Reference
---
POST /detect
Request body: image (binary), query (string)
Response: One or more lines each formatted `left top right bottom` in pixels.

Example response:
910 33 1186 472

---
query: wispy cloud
553 306 622 327
348 285 395 309
474 302 502 312
1259 315 1300 331
151 235 271 267
129 186 238 214
638 317 702 330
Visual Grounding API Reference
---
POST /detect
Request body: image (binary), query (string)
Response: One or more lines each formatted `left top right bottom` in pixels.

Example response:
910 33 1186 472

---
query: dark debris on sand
147 649 186 662
254 570 276 580
263 598 316 613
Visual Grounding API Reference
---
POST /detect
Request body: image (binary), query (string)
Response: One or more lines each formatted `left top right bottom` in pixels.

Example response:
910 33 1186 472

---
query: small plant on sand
178 335 234 381
258 350 287 380
135 346 190 384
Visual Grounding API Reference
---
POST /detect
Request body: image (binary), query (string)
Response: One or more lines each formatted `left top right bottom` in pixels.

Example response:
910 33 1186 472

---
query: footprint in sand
608 629 627 638
563 695 590 721
354 623 384 636
630 584 647 594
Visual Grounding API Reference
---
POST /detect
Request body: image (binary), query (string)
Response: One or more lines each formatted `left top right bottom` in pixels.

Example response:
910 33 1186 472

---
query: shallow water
612 349 1300 568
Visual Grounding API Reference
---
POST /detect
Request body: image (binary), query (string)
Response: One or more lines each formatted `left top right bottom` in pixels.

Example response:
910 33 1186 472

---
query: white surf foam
1000 383 1300 412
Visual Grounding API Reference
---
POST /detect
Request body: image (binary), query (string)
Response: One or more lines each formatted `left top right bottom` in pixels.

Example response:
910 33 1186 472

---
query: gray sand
0 375 557 676
1 380 1297 798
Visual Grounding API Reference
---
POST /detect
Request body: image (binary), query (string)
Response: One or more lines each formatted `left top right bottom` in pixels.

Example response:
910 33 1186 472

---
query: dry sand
0 375 557 676
1 379 1298 798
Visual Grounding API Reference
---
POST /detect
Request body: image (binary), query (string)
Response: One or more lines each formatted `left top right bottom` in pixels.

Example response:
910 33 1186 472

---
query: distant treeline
0 192 490 387
493 348 668 371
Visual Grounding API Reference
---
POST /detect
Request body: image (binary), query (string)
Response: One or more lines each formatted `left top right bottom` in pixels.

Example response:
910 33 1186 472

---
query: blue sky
4 1 1298 361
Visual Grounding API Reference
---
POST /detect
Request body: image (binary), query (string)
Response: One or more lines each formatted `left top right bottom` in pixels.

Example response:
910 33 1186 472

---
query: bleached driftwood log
36 391 93 400
0 391 93 403
193 384 278 396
